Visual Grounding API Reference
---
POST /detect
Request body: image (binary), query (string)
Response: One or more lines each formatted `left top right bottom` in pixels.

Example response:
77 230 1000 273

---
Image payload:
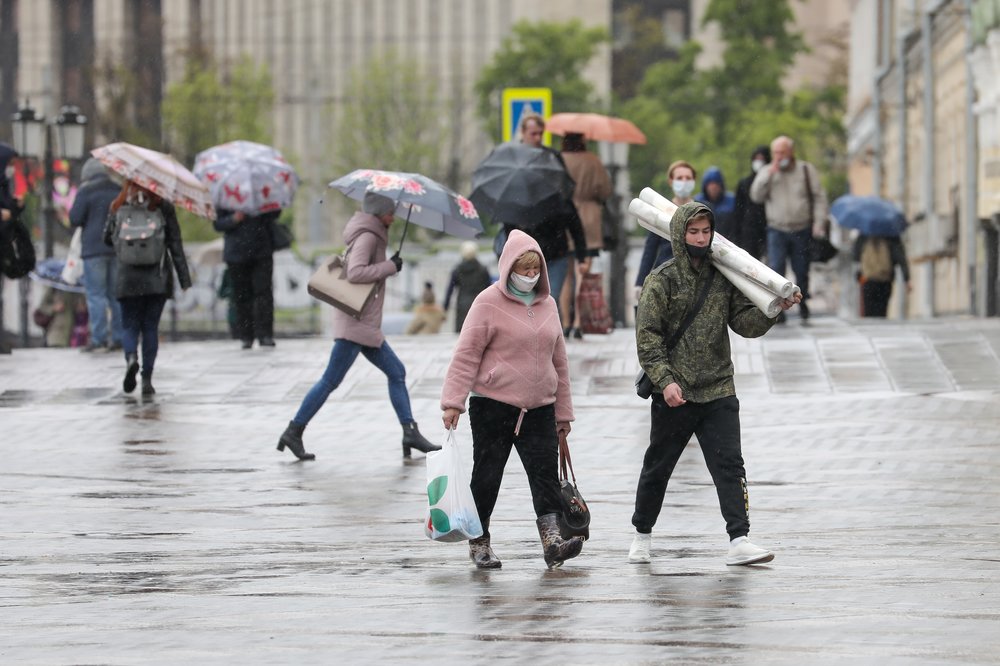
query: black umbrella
469 143 575 228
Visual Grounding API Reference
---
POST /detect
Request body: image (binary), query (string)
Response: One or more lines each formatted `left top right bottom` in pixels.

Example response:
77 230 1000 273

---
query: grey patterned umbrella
328 169 483 251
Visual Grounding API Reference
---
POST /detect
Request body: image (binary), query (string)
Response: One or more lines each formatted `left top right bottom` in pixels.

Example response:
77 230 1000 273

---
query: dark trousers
119 295 167 378
228 256 274 341
767 227 811 300
468 397 562 538
862 280 892 317
632 395 750 540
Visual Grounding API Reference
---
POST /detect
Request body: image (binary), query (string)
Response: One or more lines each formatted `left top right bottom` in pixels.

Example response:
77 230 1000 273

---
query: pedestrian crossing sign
501 87 552 145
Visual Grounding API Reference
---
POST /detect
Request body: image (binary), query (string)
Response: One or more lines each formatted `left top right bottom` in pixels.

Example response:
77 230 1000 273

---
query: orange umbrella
547 113 647 145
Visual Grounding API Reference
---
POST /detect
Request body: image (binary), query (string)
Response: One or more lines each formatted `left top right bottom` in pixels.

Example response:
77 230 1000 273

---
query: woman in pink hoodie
441 230 585 569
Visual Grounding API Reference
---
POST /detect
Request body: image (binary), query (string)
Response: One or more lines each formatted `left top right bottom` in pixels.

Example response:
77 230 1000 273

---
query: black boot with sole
123 353 139 393
536 513 584 568
401 422 441 458
277 421 316 460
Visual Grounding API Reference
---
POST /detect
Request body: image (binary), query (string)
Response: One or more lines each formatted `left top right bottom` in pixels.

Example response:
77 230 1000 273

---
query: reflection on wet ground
1 321 999 661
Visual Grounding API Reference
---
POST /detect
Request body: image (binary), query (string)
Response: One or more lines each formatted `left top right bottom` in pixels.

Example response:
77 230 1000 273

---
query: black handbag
270 218 294 251
809 236 837 263
635 272 715 399
557 433 590 540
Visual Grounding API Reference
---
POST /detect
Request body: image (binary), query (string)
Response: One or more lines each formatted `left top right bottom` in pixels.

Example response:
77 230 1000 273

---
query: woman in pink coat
441 230 585 569
276 191 440 461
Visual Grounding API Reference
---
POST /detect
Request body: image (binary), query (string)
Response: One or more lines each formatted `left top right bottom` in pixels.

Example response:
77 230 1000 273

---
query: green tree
162 53 275 166
475 20 610 142
91 57 161 148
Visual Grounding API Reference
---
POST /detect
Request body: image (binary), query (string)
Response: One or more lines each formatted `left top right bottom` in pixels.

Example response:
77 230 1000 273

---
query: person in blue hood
694 166 737 241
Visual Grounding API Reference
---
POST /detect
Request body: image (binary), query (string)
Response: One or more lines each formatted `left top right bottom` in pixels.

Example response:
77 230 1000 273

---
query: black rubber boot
468 535 502 569
401 422 441 457
277 421 316 460
123 353 139 393
536 513 584 569
141 375 155 396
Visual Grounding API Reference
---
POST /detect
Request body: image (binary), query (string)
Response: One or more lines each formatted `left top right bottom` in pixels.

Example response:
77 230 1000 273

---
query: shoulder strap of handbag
558 433 576 484
664 270 715 351
341 232 379 272
803 162 814 227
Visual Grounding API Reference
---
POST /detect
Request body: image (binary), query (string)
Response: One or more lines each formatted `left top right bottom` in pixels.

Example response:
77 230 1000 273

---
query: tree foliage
616 0 847 207
475 20 610 142
162 53 275 166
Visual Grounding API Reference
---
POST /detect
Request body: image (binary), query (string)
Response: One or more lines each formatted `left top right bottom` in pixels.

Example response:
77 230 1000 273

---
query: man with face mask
733 146 770 260
749 136 827 322
629 202 800 566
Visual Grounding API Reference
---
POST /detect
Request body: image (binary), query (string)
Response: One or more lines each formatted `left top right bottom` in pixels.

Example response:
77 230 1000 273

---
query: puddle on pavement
48 387 116 403
74 532 190 539
0 389 45 407
75 491 191 499
158 468 259 474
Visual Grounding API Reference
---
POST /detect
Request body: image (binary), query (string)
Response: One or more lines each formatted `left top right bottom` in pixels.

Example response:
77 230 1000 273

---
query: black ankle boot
277 421 315 460
141 375 155 395
123 353 139 393
402 422 441 457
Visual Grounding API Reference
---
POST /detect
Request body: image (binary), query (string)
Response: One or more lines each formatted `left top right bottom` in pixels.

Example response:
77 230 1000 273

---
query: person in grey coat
276 191 440 461
103 180 192 396
69 158 123 351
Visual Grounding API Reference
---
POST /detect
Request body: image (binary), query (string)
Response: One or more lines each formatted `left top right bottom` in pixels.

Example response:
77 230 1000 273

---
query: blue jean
293 338 413 426
119 295 167 377
546 256 570 319
767 227 811 299
83 256 123 345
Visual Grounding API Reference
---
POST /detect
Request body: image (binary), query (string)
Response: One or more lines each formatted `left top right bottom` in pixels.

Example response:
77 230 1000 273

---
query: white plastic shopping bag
61 227 84 285
424 428 484 542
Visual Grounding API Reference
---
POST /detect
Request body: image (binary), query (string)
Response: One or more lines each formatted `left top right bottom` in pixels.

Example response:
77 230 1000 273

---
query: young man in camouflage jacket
629 201 799 566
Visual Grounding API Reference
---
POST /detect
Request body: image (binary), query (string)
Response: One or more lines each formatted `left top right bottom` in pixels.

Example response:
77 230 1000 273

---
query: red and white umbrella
91 142 215 219
193 140 299 214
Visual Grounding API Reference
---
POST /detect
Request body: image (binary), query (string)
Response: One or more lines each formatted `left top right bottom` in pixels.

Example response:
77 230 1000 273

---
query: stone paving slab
2 316 1000 663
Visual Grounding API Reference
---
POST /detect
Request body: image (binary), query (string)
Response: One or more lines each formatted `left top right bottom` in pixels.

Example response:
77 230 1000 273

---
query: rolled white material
629 187 799 316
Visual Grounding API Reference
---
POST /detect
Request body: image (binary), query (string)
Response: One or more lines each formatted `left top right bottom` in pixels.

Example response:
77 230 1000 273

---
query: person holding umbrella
276 190 441 461
102 180 192 395
196 141 300 350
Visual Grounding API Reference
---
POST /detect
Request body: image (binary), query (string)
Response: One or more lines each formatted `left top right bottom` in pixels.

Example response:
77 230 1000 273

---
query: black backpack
0 218 36 279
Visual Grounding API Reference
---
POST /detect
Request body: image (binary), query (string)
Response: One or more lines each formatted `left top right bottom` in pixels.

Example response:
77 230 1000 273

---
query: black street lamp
11 101 88 259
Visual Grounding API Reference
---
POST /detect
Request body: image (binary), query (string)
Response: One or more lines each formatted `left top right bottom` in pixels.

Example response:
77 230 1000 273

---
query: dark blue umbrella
830 195 908 237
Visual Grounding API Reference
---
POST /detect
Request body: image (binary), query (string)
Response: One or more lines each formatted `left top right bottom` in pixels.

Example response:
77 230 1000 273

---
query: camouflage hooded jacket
636 201 774 403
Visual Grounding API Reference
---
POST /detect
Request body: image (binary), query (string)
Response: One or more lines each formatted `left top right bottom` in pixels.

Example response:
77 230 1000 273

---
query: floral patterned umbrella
328 169 483 250
193 140 299 215
90 142 215 219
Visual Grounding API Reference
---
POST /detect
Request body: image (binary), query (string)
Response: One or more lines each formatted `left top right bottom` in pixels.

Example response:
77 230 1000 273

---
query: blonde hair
512 251 541 273
667 160 696 181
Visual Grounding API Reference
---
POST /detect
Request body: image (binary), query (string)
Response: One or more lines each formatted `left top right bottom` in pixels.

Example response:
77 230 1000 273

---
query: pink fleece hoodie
440 229 574 426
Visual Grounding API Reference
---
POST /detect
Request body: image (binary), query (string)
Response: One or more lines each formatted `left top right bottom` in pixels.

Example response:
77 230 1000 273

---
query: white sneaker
628 532 651 563
726 536 774 566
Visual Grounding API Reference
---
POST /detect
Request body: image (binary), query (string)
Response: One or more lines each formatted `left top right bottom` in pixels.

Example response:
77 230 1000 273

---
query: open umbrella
328 169 483 252
193 140 299 214
546 113 647 145
830 195 908 237
469 142 575 227
28 258 86 294
91 142 215 219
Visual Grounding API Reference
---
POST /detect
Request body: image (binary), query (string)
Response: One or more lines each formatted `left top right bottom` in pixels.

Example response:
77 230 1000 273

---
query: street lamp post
8 101 87 347
599 141 630 328
11 102 88 259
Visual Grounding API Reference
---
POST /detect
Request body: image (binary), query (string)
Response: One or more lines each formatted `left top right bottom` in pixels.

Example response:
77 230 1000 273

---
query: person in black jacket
70 158 124 352
443 241 492 332
506 114 589 325
213 208 279 349
0 143 25 354
103 180 191 396
733 146 770 260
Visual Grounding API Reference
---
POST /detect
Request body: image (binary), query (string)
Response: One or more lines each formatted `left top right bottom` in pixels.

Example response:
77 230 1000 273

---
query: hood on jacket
342 210 389 248
700 166 726 200
0 142 16 174
670 201 715 270
81 157 109 183
751 145 771 166
496 229 550 300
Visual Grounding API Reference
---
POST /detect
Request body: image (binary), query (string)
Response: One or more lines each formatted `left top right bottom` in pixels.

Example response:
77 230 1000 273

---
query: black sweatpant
632 395 750 540
862 280 892 317
468 397 563 538
228 255 274 341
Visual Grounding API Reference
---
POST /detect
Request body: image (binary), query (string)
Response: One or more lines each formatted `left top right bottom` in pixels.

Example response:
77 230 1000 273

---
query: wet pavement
2 315 1000 663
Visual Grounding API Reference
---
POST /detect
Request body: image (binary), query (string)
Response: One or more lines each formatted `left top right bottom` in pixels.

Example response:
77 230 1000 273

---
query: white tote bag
424 428 484 542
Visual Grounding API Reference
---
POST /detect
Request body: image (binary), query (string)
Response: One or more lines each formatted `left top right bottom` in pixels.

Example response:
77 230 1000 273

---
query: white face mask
752 159 765 173
672 179 695 198
778 157 792 171
509 271 540 291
